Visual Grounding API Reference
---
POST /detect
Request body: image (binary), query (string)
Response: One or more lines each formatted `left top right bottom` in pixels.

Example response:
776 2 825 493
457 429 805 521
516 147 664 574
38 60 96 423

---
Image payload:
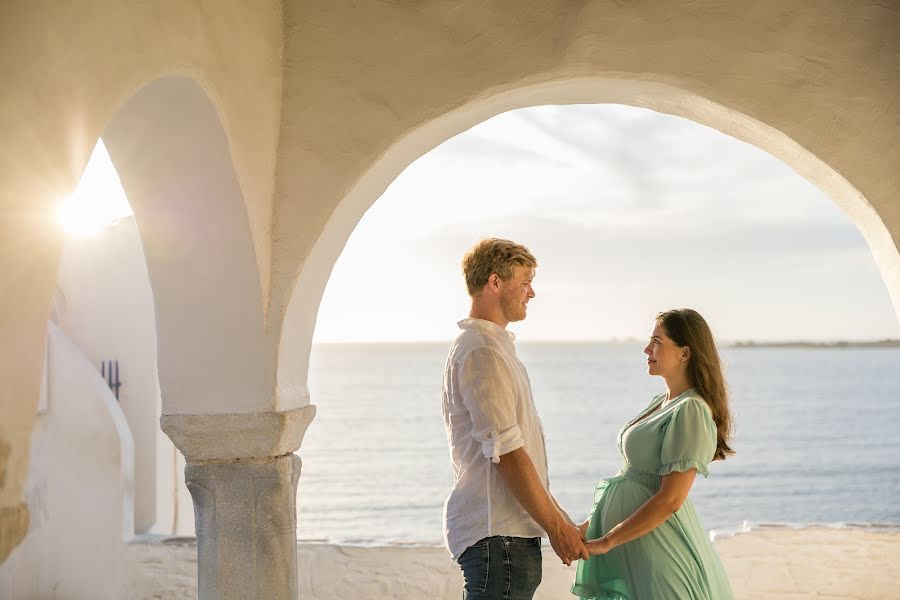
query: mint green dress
571 390 734 600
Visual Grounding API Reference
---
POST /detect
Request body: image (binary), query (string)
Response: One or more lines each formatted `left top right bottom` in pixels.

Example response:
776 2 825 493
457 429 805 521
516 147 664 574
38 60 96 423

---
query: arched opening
52 139 196 538
278 81 900 593
0 75 266 597
102 76 271 417
277 78 900 411
53 140 161 538
2 4 895 597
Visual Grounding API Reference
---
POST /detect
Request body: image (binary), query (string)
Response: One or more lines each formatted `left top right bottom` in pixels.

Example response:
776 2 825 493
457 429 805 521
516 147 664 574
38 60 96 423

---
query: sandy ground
125 527 900 599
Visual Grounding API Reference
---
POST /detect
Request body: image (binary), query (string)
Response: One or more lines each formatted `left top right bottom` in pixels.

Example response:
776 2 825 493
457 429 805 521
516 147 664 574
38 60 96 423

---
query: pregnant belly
586 476 656 538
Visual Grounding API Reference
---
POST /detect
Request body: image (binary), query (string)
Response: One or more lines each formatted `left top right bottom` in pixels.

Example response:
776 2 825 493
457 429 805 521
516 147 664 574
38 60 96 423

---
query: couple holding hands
441 238 734 599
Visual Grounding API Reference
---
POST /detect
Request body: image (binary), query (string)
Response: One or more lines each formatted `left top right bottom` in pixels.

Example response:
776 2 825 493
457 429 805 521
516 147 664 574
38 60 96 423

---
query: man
442 238 587 599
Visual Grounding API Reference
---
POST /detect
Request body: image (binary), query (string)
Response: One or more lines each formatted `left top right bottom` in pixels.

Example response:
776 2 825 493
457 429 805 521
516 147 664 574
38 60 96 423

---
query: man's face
498 264 536 323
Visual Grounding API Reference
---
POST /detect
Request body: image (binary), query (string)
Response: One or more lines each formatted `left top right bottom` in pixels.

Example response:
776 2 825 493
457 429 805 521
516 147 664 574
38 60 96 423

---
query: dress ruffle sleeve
658 397 717 478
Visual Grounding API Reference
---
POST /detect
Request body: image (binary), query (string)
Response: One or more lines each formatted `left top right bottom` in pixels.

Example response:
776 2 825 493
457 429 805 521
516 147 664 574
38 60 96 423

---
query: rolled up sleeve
459 347 524 463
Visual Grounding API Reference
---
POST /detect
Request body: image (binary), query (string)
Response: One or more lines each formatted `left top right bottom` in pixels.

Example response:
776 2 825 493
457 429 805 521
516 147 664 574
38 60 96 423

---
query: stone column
162 406 316 600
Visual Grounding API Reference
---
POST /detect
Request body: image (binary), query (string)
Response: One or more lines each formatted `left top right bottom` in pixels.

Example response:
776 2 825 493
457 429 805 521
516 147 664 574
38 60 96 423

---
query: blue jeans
457 536 543 600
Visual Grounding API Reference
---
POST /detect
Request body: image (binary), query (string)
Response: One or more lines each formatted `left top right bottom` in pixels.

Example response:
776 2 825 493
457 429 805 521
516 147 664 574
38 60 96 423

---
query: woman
571 309 734 599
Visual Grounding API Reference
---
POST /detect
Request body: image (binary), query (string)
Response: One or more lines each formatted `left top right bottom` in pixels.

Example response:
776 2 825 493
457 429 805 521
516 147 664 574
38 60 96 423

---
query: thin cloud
314 104 900 343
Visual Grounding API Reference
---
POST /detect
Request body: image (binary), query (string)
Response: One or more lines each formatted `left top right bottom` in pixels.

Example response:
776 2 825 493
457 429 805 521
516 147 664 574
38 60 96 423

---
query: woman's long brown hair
658 308 734 461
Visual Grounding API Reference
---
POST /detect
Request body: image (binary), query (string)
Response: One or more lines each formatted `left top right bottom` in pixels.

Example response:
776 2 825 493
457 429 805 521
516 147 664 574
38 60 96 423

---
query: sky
312 104 900 343
57 141 132 237
66 105 900 344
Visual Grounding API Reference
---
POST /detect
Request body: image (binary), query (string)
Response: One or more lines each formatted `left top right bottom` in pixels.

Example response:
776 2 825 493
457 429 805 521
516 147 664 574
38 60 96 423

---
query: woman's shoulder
672 391 713 418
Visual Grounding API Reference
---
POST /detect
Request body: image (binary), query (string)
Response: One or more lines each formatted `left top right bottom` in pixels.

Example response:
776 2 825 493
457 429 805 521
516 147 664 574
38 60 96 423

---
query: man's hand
548 520 590 566
493 449 589 565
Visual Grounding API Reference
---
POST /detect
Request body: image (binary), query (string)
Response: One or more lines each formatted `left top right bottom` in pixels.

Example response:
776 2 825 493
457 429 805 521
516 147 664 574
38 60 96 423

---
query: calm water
298 343 900 545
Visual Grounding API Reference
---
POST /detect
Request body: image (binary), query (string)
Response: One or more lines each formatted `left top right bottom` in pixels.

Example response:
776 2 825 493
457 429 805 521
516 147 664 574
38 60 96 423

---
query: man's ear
487 273 501 290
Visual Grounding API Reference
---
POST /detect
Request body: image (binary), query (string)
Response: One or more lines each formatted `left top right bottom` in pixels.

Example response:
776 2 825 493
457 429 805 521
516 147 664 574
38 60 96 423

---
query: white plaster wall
269 1 900 331
155 432 194 537
102 78 272 417
56 216 192 536
270 2 900 412
0 323 133 599
0 1 282 558
0 1 282 307
57 217 157 534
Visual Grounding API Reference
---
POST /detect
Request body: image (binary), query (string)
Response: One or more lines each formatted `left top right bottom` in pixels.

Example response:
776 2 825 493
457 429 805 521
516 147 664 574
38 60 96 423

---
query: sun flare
57 140 133 237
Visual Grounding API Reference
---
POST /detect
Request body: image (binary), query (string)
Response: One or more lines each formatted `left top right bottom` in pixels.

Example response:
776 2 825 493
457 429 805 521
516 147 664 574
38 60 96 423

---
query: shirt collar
457 318 516 342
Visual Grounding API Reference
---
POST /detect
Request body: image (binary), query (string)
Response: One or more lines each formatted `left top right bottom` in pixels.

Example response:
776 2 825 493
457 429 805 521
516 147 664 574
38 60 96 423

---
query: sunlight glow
57 140 133 237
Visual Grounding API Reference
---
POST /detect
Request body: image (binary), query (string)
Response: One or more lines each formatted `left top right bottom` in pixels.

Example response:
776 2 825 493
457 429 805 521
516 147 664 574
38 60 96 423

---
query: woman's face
643 321 687 378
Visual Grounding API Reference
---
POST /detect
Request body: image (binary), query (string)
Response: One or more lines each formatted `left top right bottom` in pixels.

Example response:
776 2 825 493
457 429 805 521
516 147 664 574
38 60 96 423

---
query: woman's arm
585 469 696 555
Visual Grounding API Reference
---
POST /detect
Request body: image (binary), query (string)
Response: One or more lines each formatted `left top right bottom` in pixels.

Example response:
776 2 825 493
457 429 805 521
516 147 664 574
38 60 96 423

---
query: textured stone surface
162 406 316 462
0 503 28 564
126 536 197 599
185 454 302 600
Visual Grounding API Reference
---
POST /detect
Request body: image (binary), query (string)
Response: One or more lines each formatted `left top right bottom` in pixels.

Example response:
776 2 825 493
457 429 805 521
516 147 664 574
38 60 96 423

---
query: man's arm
496 447 588 565
551 494 577 527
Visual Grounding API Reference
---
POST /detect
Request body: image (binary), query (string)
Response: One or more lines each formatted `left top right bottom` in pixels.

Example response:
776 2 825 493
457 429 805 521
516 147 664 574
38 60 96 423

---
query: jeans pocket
502 537 542 598
458 538 491 594
502 536 540 548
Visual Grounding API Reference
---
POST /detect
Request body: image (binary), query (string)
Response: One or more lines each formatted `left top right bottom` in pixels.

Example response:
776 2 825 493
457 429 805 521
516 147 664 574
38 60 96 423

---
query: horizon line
311 337 900 346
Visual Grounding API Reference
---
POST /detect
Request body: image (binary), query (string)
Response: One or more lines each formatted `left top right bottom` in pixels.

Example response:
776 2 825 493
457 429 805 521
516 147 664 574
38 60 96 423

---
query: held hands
584 536 613 556
574 518 613 557
548 520 590 566
577 519 590 538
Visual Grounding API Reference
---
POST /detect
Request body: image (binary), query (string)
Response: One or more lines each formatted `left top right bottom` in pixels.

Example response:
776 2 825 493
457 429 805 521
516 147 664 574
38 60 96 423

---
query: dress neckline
626 388 697 433
661 387 696 408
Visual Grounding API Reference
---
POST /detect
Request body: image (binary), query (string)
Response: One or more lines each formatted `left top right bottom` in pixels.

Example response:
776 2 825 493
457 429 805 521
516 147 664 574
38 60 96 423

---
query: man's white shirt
441 318 550 560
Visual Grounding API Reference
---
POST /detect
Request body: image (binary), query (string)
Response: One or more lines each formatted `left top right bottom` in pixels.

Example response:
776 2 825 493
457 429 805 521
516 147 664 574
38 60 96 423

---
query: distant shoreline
313 339 900 348
729 339 900 349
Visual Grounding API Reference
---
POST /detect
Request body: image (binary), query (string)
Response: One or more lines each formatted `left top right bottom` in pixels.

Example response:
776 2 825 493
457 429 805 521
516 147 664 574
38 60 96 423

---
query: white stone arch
276 77 900 406
102 76 271 416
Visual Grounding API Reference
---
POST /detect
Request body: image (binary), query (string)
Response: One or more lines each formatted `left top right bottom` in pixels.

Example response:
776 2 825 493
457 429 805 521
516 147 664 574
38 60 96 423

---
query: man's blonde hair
462 238 537 296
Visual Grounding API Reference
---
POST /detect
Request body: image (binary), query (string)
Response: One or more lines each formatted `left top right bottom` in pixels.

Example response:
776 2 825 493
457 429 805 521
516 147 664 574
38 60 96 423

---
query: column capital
161 405 316 462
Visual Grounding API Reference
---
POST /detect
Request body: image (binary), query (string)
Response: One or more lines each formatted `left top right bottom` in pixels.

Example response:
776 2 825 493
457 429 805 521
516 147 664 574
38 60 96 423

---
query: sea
298 342 900 546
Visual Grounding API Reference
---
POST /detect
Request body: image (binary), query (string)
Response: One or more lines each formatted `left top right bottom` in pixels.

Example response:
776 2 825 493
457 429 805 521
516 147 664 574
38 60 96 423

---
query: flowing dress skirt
572 472 733 600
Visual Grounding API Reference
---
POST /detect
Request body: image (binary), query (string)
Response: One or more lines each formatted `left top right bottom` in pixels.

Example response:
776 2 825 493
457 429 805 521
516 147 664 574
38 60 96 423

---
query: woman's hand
585 536 613 556
577 519 590 538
